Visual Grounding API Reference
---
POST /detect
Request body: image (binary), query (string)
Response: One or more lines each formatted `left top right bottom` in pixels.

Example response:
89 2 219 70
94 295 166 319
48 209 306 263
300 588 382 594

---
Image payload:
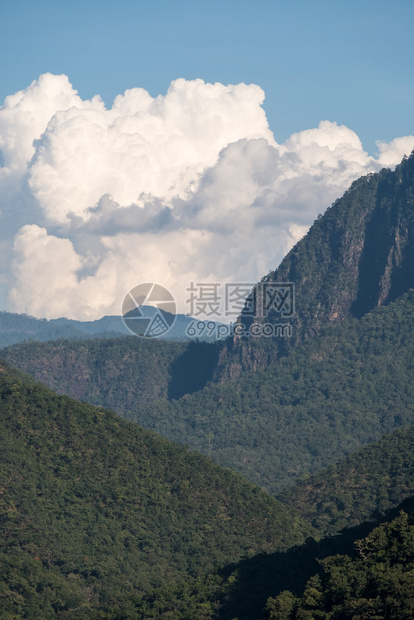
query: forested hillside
264 504 414 619
1 337 220 405
8 288 413 496
280 424 414 535
101 498 414 619
131 289 414 495
0 362 312 618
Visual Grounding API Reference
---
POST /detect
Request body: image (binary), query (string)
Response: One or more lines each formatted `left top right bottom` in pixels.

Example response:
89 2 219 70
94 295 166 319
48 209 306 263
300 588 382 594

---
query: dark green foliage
1 336 177 405
1 337 220 407
280 425 414 535
265 507 414 619
0 367 312 617
114 501 410 619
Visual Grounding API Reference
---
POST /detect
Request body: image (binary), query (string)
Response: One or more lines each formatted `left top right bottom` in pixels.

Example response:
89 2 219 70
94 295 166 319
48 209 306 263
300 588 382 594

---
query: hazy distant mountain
0 307 220 347
0 311 128 347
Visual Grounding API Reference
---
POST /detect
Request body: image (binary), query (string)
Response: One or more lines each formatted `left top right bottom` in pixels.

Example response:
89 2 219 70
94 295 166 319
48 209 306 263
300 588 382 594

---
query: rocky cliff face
218 152 414 379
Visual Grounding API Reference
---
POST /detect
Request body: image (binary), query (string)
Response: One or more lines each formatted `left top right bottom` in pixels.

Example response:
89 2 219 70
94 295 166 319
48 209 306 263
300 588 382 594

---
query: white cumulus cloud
376 135 414 168
9 225 83 318
1 74 413 320
27 77 273 224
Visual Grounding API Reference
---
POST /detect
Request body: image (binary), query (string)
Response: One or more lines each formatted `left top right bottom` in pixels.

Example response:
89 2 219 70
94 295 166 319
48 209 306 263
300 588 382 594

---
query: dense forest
44 495 412 619
1 337 220 405
280 424 414 535
264 504 414 619
3 357 414 620
0 361 312 617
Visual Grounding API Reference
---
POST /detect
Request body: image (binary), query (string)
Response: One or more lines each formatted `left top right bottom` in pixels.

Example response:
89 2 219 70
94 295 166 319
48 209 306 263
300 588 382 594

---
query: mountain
0 360 312 618
5 153 414 370
136 289 414 494
3 154 414 498
0 312 129 347
219 151 414 378
7 287 414 496
0 308 220 348
3 152 414 618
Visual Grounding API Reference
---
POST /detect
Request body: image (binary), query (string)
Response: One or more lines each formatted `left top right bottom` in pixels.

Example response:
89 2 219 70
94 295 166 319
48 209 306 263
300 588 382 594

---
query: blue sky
0 0 413 319
1 0 413 154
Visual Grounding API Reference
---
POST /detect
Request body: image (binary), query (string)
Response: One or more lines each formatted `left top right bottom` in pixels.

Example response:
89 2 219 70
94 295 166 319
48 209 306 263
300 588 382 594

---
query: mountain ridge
219 152 414 378
0 308 222 348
